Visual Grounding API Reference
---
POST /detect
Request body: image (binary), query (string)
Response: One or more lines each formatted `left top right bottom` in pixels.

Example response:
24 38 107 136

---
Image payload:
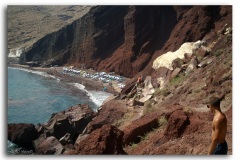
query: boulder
152 41 204 70
155 67 172 89
35 136 64 155
59 133 72 145
195 47 210 60
198 56 213 68
141 76 155 98
143 76 154 90
170 67 181 80
185 56 198 75
43 104 95 143
121 78 137 95
123 112 160 145
84 100 127 134
62 144 76 155
77 125 126 154
35 124 44 135
43 113 75 141
132 99 144 106
64 104 96 134
8 123 39 150
139 95 152 103
163 110 190 140
74 134 89 149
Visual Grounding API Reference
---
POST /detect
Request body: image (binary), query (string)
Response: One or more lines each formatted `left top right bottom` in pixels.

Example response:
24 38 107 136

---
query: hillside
17 6 231 78
7 5 232 155
7 5 92 55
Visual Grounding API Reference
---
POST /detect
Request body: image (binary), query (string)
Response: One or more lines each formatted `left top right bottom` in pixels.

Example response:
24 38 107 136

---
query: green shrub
170 73 186 86
138 133 149 142
153 88 170 97
213 49 223 57
130 142 138 149
158 116 168 128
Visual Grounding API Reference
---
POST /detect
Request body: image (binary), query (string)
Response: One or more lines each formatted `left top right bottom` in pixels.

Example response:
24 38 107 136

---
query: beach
8 64 125 96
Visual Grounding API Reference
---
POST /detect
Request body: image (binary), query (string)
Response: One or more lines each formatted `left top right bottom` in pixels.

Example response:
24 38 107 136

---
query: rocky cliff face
10 5 232 155
8 6 92 51
19 6 128 71
19 6 231 78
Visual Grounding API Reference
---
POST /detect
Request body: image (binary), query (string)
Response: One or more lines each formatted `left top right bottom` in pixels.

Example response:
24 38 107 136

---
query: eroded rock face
8 123 39 150
19 6 128 71
19 6 231 80
76 124 126 154
19 6 177 78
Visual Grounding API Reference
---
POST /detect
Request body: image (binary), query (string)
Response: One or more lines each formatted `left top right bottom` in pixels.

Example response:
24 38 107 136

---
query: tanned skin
207 103 227 155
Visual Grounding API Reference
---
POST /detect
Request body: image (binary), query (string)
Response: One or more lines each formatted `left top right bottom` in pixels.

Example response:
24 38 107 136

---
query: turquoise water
7 67 112 154
8 67 98 124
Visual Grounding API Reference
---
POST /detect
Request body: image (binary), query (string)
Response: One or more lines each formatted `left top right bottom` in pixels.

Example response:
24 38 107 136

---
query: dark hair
209 96 221 107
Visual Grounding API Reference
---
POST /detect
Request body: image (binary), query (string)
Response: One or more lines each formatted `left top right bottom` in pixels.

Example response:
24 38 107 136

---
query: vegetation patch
183 107 192 115
158 116 168 129
194 88 201 93
138 133 149 142
130 142 138 149
113 111 135 127
143 100 153 114
213 48 224 57
153 88 170 97
170 72 186 86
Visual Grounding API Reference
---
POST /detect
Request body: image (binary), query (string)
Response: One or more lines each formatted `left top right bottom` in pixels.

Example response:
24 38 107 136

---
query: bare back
212 112 227 143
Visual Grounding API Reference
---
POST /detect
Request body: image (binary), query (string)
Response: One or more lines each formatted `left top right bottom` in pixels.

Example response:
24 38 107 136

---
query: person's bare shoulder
215 114 227 125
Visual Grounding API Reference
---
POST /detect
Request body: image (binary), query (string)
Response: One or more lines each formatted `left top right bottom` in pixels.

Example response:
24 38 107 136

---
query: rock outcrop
76 124 126 154
8 123 39 150
163 109 190 140
35 136 64 155
84 100 127 134
123 112 161 145
8 104 96 154
42 104 95 143
152 41 204 70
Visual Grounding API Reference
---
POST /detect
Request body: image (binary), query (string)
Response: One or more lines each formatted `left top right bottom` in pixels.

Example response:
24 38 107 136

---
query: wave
73 83 111 108
8 67 110 109
8 67 58 80
8 140 33 155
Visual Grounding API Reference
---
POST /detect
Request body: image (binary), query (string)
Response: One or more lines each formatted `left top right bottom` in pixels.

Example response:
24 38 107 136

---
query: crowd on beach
61 66 126 91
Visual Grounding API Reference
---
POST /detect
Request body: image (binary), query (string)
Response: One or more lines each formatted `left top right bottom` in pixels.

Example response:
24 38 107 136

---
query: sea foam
73 83 111 108
8 67 57 80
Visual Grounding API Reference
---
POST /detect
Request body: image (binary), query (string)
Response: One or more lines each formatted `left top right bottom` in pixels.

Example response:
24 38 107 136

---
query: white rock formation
152 40 204 70
8 48 23 58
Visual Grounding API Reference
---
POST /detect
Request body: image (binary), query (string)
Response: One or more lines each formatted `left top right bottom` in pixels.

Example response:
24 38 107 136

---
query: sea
7 67 111 154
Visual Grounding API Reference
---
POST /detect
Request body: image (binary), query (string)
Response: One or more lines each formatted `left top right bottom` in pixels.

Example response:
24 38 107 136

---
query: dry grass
158 116 168 129
8 6 92 49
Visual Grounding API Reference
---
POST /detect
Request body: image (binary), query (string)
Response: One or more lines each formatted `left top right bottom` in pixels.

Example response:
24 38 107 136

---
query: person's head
207 96 221 112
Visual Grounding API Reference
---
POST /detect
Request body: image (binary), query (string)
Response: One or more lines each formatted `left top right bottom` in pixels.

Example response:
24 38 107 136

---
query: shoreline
8 64 121 96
